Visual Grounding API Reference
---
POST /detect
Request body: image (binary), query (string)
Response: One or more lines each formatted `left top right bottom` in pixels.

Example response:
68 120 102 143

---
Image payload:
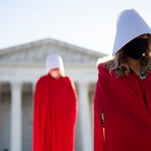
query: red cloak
94 63 151 151
33 74 78 151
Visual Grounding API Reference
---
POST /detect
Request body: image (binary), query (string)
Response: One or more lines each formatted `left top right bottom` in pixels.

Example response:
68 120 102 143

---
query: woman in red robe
33 54 78 151
94 9 151 151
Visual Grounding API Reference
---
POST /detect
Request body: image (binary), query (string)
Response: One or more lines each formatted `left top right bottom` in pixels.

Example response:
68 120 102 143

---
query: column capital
10 80 23 86
77 81 89 87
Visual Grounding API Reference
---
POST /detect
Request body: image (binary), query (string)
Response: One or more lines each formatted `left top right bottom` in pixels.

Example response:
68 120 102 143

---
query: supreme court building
0 38 106 151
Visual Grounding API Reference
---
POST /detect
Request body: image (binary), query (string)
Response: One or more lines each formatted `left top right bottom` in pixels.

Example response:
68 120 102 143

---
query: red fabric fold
94 63 151 151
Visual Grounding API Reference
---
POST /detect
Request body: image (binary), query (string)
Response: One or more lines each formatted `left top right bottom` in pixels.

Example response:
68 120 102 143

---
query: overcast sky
1 0 151 55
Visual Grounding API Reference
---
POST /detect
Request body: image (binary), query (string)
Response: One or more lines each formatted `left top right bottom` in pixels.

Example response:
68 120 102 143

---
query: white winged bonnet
46 54 65 74
112 9 151 56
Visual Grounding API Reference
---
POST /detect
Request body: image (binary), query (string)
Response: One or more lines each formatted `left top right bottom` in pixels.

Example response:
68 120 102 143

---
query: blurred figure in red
33 54 78 151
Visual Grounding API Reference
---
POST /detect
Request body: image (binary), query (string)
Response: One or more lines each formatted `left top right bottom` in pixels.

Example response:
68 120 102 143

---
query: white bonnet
46 54 65 74
112 9 151 56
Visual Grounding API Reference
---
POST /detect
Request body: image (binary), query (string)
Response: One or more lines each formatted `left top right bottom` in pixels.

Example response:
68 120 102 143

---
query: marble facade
0 38 106 151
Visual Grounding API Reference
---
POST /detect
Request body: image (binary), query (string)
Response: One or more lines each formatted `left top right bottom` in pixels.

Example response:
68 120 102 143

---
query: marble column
32 81 36 124
32 81 36 94
10 81 22 151
77 82 93 151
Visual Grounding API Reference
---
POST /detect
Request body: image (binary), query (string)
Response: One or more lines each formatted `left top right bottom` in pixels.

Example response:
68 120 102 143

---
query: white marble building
0 38 106 151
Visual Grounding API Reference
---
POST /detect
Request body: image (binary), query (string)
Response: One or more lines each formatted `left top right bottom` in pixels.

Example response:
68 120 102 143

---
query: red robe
33 74 78 151
94 63 151 151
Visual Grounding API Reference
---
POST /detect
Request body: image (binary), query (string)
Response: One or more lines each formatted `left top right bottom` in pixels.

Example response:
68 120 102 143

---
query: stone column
32 81 36 95
10 81 22 151
32 81 36 110
77 82 93 151
32 81 36 124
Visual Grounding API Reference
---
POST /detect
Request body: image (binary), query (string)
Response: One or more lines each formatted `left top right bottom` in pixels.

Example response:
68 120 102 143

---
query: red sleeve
94 67 105 151
67 77 78 127
65 77 78 150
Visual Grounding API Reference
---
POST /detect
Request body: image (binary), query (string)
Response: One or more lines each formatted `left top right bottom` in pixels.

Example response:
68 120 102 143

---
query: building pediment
0 38 106 64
